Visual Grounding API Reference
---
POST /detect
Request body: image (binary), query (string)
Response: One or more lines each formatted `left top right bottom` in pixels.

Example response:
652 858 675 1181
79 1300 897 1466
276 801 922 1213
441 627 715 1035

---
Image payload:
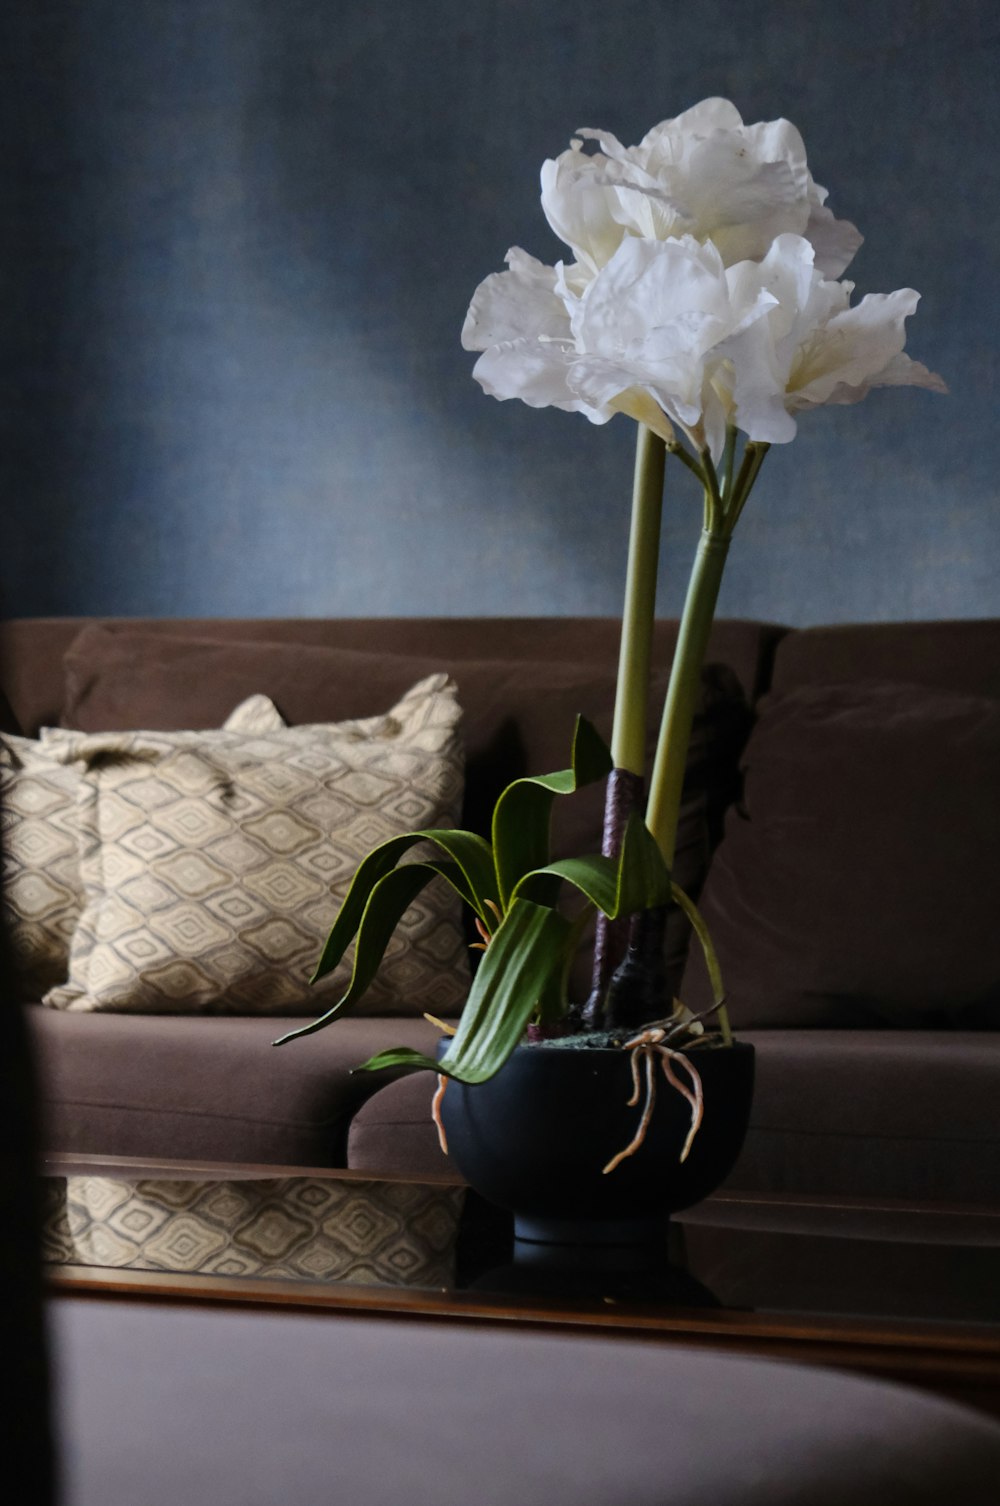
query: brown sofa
5 616 999 1205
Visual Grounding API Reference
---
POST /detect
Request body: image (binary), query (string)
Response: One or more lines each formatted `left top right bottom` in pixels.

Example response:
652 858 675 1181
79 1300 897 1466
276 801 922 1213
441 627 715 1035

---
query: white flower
722 235 948 446
462 235 777 456
540 97 862 280
462 234 946 464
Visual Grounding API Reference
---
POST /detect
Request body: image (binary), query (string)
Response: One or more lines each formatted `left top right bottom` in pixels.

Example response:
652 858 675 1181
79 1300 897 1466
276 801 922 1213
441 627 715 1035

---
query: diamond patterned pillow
2 695 284 999
42 675 467 1017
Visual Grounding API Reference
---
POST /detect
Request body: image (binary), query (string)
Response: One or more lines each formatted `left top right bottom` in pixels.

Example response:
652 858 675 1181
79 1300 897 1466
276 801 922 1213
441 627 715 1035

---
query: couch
4 615 999 1206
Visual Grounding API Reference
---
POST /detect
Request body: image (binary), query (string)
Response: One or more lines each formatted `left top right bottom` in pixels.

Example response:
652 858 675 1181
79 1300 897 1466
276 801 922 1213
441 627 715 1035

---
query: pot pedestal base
514 1214 669 1249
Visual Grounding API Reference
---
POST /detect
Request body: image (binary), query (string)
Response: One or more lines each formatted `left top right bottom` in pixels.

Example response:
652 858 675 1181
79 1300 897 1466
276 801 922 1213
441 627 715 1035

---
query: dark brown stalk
579 767 643 1028
603 903 671 1031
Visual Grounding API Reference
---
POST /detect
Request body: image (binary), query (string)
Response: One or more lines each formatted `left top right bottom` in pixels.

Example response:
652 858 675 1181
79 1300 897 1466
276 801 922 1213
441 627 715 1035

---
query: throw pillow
679 681 1000 1028
2 696 284 999
42 675 468 1017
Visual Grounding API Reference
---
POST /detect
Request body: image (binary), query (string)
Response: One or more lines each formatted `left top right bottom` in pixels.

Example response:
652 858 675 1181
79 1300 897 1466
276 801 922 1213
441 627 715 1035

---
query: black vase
438 1040 754 1246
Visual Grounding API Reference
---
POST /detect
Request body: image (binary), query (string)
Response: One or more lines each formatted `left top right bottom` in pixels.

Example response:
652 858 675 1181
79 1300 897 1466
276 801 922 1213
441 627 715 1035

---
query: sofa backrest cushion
680 677 1000 1029
0 616 782 739
771 620 1000 699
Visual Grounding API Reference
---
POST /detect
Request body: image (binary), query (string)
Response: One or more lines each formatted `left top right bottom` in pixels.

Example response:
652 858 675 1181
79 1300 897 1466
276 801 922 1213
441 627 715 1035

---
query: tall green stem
610 425 666 774
645 526 731 866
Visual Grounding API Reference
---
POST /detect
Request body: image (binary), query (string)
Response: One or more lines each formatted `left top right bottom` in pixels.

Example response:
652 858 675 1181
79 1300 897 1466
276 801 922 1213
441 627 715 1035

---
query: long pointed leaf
670 880 732 1045
512 811 672 918
274 862 460 1046
670 881 723 1005
438 898 573 1082
617 812 673 914
312 828 498 983
353 1046 443 1076
356 901 574 1082
491 715 612 908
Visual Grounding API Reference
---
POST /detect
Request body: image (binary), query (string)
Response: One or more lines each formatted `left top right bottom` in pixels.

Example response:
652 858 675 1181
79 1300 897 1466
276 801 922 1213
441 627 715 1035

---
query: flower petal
789 289 928 406
472 337 611 422
805 201 864 279
461 248 572 352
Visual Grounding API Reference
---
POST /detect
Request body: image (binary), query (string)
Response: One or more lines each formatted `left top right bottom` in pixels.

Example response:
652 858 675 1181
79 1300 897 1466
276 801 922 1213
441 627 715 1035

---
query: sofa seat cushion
346 1030 1000 1204
728 1030 1000 1203
28 1008 449 1167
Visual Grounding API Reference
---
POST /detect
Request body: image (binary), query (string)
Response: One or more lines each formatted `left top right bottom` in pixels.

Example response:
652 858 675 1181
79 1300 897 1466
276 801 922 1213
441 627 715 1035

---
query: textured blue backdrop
2 0 997 623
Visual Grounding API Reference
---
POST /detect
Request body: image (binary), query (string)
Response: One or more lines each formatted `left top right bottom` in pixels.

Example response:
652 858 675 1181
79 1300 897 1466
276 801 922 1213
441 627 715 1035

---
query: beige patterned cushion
42 675 467 1017
2 696 284 998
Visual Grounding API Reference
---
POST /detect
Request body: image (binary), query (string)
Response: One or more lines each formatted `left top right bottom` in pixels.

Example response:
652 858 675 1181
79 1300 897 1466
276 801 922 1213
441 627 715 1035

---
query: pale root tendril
603 1028 705 1175
431 1074 449 1156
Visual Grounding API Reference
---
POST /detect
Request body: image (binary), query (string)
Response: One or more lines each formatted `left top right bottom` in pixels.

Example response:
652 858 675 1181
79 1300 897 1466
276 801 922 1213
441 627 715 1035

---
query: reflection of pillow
43 675 467 1017
2 696 284 998
680 682 1000 1028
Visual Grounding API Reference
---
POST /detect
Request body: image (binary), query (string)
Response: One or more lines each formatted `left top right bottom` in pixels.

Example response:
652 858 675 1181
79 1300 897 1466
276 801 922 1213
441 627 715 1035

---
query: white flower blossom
540 97 862 280
462 235 775 455
722 235 948 446
462 233 946 463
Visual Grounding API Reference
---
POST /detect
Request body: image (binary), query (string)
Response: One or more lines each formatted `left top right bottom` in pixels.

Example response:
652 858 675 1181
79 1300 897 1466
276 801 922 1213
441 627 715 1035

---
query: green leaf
274 862 456 1046
311 828 498 985
354 1046 444 1076
491 715 613 908
355 900 576 1083
670 880 724 1007
511 810 672 918
617 811 673 913
438 898 574 1081
670 879 732 1044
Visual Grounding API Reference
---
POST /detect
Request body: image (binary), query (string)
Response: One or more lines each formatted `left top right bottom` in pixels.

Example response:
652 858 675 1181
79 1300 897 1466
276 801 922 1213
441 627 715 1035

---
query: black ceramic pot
438 1040 755 1246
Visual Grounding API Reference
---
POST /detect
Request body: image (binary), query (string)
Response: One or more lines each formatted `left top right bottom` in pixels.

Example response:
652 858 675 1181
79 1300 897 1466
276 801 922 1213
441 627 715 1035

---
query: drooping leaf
274 861 465 1046
491 715 612 908
670 879 732 1044
441 898 575 1081
353 1046 444 1076
511 810 671 917
311 828 498 985
616 811 674 914
357 898 575 1084
669 881 723 1004
533 907 592 1026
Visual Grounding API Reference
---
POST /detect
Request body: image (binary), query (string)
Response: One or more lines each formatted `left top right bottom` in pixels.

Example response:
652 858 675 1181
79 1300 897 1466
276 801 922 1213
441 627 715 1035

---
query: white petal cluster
540 98 862 280
463 100 946 455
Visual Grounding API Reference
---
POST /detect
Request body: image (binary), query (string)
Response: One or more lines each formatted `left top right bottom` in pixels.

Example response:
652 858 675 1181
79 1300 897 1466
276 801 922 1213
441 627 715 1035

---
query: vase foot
513 1214 670 1249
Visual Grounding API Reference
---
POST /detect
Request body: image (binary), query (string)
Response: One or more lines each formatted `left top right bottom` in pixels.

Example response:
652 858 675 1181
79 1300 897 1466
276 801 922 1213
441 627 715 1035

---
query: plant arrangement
278 99 944 1177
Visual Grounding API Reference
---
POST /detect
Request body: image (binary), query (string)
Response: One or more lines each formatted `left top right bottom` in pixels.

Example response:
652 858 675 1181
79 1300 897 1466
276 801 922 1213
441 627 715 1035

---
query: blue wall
2 0 997 624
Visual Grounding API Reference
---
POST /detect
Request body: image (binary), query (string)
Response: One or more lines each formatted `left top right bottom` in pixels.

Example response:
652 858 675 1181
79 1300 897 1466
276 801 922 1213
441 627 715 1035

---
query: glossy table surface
42 1152 1000 1419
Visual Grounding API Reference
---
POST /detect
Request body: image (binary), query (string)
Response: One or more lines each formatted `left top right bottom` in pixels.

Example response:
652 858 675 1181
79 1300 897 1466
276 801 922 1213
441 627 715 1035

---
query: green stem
701 454 725 533
666 438 706 486
721 426 737 502
645 527 731 866
727 442 769 530
610 424 666 774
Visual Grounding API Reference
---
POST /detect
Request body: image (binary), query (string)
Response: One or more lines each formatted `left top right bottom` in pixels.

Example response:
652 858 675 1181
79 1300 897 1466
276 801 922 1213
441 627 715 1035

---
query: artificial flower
463 235 776 452
463 232 945 463
540 96 862 280
722 234 948 446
